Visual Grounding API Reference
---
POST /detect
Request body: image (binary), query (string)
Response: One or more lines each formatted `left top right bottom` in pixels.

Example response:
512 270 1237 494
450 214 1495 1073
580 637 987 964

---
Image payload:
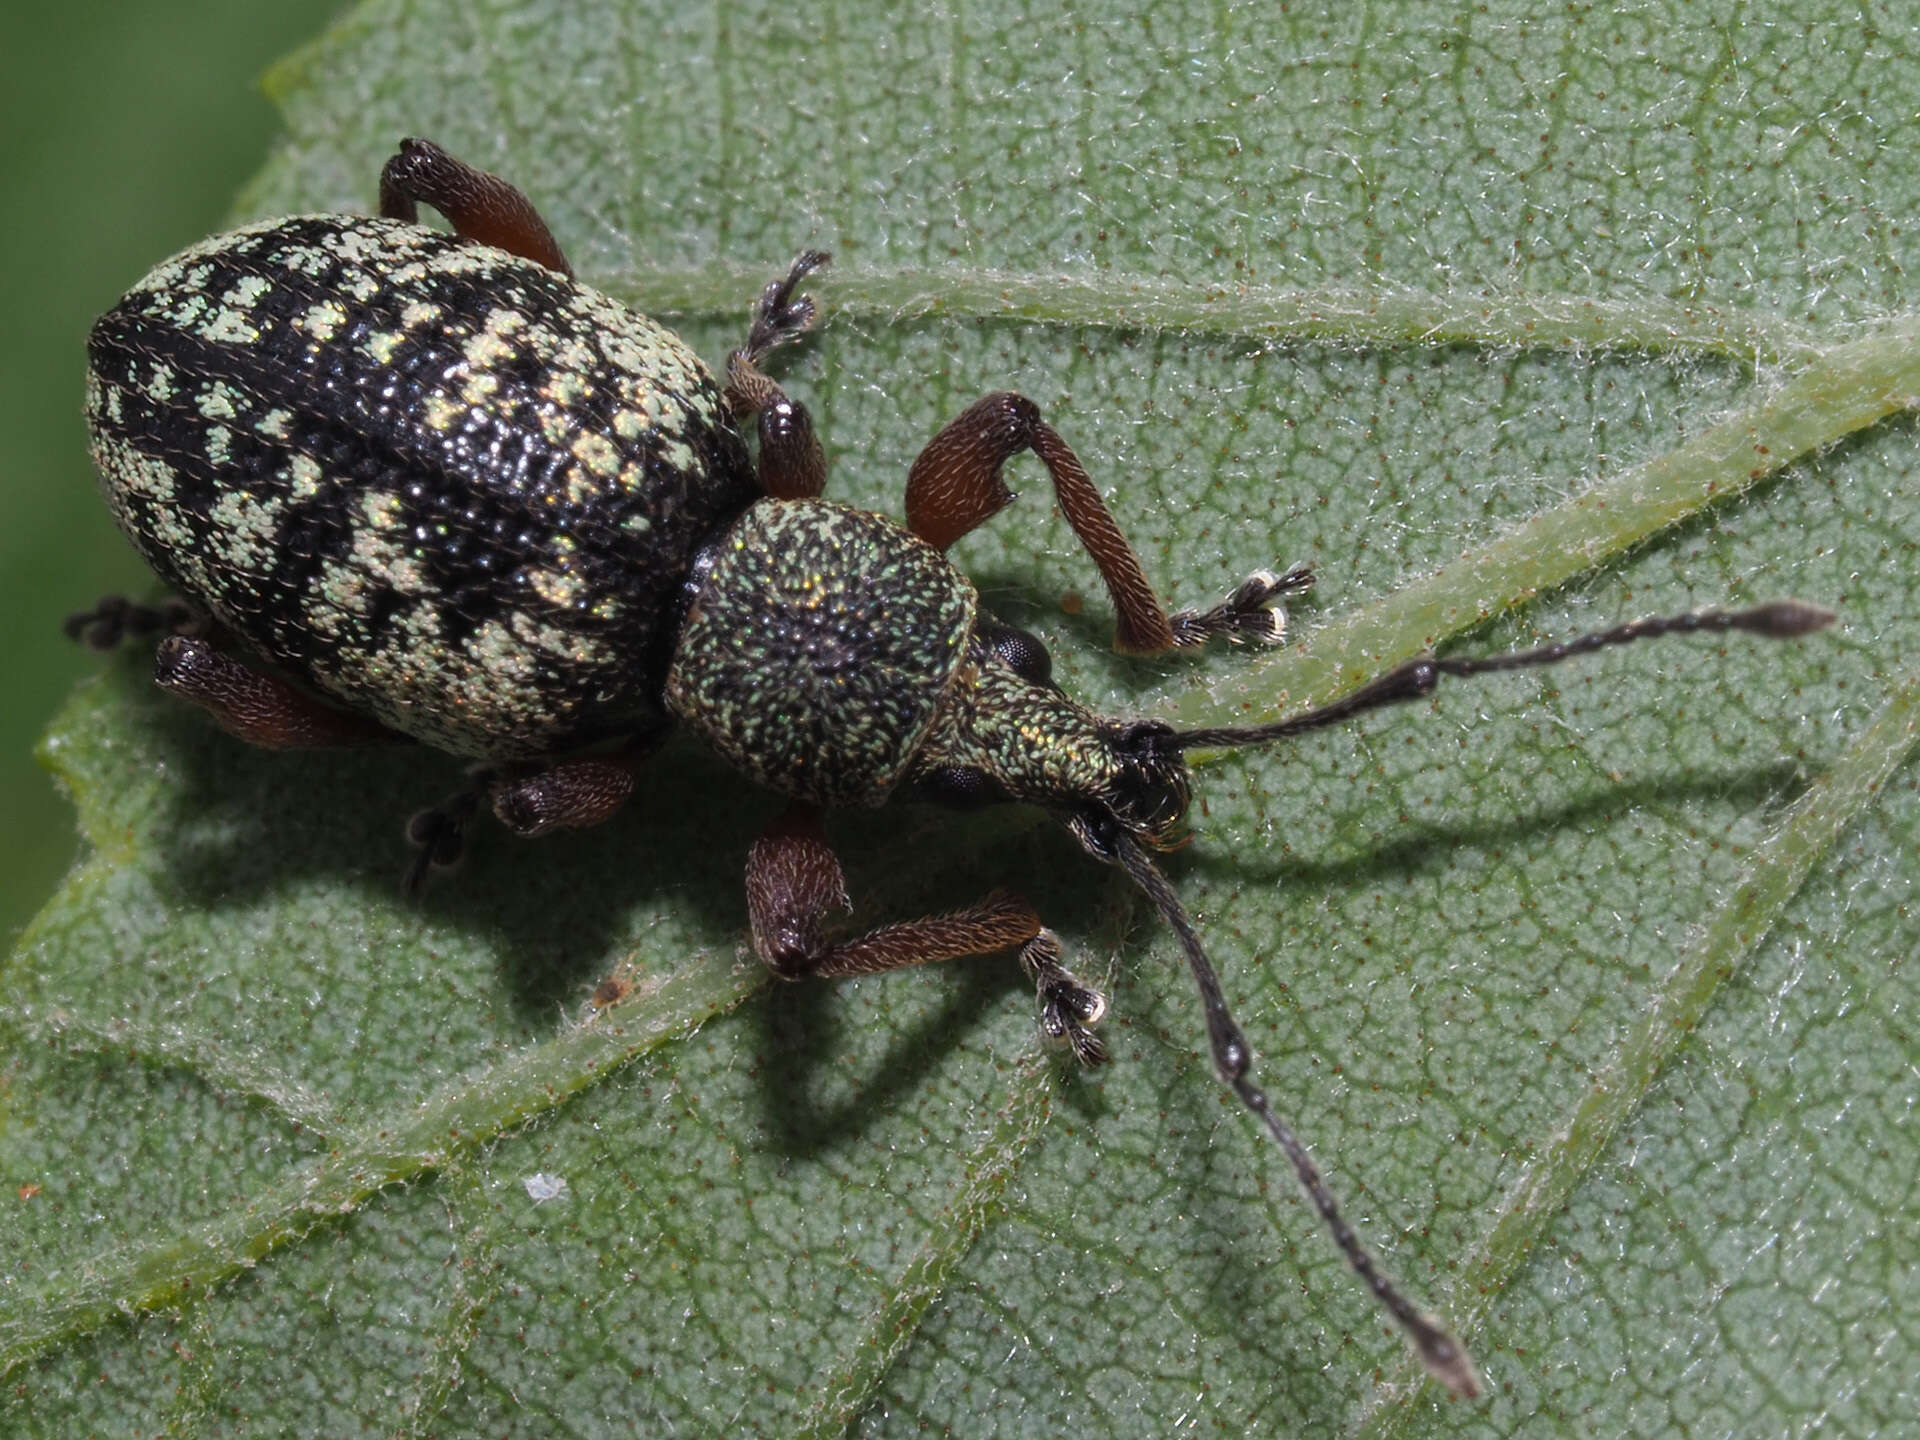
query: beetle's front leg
746 802 1110 1064
1166 563 1316 647
903 392 1307 654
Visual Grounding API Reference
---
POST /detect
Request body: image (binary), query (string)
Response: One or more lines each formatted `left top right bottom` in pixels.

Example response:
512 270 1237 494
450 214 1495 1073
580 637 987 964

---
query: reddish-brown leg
905 393 1309 654
407 744 656 893
64 594 196 651
378 137 572 276
746 802 1110 1063
154 634 396 748
725 252 830 499
489 756 638 837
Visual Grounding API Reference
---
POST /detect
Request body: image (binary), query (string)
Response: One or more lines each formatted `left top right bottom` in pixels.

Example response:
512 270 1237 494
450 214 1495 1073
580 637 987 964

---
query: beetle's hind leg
64 594 197 651
147 633 398 749
378 137 571 276
726 252 831 500
746 801 1110 1064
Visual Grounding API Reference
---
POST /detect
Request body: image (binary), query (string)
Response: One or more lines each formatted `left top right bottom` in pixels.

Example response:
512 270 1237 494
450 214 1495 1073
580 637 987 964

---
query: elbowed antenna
1108 597 1836 1396
1165 600 1835 753
1112 834 1481 1399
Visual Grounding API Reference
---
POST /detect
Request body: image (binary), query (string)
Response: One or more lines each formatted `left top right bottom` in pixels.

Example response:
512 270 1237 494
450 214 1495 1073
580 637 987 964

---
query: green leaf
5 0 1917 1434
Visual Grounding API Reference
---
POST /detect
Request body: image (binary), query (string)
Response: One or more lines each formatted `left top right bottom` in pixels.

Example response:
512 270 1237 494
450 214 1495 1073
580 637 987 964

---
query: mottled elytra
73 137 1835 1397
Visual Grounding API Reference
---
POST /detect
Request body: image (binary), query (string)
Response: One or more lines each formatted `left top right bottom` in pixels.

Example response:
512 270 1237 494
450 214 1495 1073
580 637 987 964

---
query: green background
0 3 344 945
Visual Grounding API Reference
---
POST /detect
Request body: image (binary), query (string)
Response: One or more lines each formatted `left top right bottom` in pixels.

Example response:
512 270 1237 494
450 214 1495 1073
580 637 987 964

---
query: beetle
71 138 1833 1397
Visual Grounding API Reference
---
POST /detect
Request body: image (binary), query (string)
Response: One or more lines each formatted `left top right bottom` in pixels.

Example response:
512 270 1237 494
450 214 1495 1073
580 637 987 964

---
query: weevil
71 138 1834 1396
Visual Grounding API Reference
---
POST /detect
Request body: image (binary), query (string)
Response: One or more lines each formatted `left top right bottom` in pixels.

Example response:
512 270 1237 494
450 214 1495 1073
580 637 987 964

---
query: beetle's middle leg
405 746 652 892
747 801 1109 1064
726 251 831 500
903 392 1309 654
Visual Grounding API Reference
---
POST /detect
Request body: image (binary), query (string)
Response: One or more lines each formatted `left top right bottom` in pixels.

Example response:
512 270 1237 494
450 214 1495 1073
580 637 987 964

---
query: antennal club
1113 834 1481 1400
1167 600 1835 753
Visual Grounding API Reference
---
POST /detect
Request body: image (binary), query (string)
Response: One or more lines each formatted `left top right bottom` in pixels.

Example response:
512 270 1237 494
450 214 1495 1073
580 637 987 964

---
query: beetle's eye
916 765 1009 810
982 621 1053 687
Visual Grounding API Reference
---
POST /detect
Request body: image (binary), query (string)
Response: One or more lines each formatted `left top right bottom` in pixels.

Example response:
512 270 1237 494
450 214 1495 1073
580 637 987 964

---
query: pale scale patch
95 434 178 512
464 619 541 686
325 228 393 266
509 610 608 667
305 588 349 640
685 386 720 424
570 432 619 479
540 410 573 446
363 331 404 366
198 304 259 345
274 242 330 279
541 371 588 409
197 381 244 422
393 600 445 647
298 301 348 343
659 438 697 476
597 330 652 378
207 487 286 572
257 408 294 441
565 466 600 506
426 247 492 279
360 490 405 531
221 274 272 311
528 566 586 609
312 557 370 628
135 256 191 297
464 306 528 369
552 335 595 371
422 395 462 432
144 362 176 402
204 424 233 467
286 452 323 500
349 526 427 596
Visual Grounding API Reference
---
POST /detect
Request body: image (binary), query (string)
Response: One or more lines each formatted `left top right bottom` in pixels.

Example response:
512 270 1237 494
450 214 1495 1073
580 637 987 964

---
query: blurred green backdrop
0 3 344 944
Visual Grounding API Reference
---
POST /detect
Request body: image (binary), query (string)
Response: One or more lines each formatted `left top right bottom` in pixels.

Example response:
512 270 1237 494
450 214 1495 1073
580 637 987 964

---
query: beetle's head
1060 718 1191 857
908 618 1192 853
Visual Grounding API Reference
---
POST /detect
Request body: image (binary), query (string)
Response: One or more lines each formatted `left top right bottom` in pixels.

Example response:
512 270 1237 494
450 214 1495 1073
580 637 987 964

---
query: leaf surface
5 1 1917 1434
